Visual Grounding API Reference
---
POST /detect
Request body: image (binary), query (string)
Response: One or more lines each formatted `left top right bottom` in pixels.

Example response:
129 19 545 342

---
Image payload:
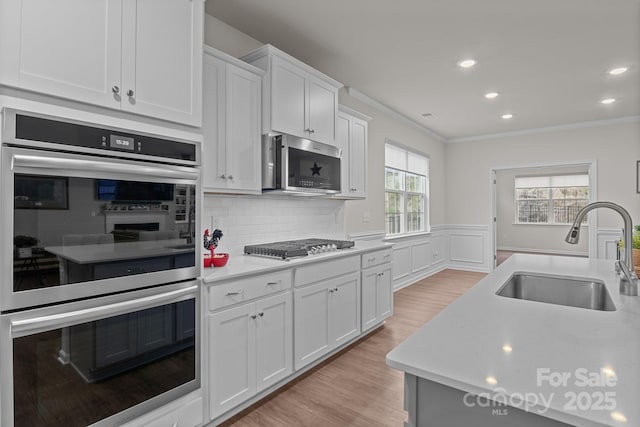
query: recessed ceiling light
608 67 628 75
458 59 476 68
485 92 499 99
485 376 498 385
502 113 513 119
601 98 616 105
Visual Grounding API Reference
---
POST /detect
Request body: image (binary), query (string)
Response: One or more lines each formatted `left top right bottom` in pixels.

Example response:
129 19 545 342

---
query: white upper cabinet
335 105 371 199
0 0 203 127
202 48 262 194
242 45 342 146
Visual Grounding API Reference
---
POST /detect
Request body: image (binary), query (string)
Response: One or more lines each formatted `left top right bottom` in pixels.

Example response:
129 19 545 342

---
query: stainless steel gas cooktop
244 238 355 259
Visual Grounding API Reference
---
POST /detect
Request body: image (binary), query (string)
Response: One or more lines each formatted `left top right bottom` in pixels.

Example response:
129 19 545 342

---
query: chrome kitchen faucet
565 201 638 296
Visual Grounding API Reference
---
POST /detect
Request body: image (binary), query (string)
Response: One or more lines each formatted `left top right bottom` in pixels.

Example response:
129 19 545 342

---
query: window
515 175 589 224
385 143 429 235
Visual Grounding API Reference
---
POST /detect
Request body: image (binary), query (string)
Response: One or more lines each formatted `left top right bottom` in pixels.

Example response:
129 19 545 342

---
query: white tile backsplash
203 195 346 255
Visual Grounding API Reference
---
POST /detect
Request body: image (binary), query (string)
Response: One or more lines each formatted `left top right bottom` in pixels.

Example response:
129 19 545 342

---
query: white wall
496 165 590 255
338 93 446 234
446 121 640 229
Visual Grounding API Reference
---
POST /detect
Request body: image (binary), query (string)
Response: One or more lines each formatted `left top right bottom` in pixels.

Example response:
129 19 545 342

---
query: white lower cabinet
361 264 393 332
208 291 292 419
294 272 360 370
361 249 393 332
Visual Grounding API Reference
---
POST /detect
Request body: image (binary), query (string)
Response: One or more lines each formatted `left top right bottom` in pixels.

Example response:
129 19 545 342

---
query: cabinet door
0 0 122 107
336 112 351 196
202 54 227 190
361 269 379 332
377 267 393 321
255 292 292 392
349 118 367 197
137 305 175 354
294 281 331 370
95 313 137 368
225 64 262 192
329 273 361 347
121 0 203 126
209 303 256 418
307 75 338 145
271 56 307 137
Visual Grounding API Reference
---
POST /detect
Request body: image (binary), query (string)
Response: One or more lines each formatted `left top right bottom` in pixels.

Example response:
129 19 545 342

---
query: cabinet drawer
208 270 292 311
361 249 392 269
295 255 359 287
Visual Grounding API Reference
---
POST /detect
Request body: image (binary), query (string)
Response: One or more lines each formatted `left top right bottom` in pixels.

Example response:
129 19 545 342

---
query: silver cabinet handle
225 290 244 296
221 174 226 179
258 312 264 317
266 281 280 285
250 314 257 319
228 175 233 180
309 129 315 133
328 289 334 294
126 89 134 97
112 85 120 94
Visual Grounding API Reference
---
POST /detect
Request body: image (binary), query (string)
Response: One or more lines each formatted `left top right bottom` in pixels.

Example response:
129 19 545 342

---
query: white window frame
384 141 429 236
515 174 590 225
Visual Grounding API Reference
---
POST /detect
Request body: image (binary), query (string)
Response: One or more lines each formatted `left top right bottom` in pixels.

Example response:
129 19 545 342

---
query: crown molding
447 115 640 143
344 87 446 142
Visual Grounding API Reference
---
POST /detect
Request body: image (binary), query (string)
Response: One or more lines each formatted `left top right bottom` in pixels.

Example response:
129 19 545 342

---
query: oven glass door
286 146 340 192
3 147 198 311
4 284 199 427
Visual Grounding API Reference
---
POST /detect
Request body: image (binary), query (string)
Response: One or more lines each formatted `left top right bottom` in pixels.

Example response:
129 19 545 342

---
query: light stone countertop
202 240 392 283
45 239 193 264
386 254 640 427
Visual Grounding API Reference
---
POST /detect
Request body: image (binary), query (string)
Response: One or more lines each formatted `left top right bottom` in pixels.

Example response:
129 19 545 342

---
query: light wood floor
219 269 486 427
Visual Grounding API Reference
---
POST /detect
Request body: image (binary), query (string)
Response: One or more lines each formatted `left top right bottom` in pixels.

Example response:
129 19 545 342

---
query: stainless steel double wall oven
0 108 201 426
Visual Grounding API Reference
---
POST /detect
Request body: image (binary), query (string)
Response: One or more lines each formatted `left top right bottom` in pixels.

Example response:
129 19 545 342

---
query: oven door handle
11 154 199 181
10 284 198 336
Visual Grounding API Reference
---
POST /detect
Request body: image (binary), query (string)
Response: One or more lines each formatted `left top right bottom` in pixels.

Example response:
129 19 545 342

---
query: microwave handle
11 153 199 181
10 284 198 336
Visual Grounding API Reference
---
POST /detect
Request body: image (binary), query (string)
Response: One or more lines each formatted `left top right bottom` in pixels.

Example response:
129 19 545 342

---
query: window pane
406 194 424 233
554 198 588 224
405 173 425 193
516 188 549 199
385 168 404 191
385 191 404 235
517 200 549 223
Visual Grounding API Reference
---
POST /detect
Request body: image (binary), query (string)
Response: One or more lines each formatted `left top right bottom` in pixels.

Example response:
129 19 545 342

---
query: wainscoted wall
446 224 491 272
597 228 623 261
203 195 345 255
350 226 448 291
351 224 624 291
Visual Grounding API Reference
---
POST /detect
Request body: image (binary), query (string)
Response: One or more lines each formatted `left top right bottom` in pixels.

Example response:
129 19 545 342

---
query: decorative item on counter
203 228 228 267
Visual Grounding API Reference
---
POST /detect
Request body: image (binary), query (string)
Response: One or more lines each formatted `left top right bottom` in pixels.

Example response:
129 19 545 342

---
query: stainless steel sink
496 273 616 311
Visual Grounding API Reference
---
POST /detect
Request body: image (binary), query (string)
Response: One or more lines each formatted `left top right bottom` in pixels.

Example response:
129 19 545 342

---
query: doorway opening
489 161 597 270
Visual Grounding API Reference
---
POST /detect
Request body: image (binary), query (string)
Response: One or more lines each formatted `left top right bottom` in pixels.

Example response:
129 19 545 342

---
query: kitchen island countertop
386 254 640 427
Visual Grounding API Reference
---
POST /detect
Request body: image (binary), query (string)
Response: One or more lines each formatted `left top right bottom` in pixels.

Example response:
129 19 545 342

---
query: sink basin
496 273 616 311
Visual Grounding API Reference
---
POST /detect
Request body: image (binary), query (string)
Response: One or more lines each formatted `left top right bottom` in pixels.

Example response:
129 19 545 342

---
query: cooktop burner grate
244 238 355 259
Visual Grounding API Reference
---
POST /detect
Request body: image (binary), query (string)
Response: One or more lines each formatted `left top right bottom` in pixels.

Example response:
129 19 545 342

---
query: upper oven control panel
3 109 198 165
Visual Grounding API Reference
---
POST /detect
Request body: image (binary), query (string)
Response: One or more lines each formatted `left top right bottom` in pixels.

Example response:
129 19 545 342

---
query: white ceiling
206 0 640 141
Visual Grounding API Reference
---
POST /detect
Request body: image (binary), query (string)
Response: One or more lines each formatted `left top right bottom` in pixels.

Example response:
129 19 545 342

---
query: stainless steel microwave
262 133 341 195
